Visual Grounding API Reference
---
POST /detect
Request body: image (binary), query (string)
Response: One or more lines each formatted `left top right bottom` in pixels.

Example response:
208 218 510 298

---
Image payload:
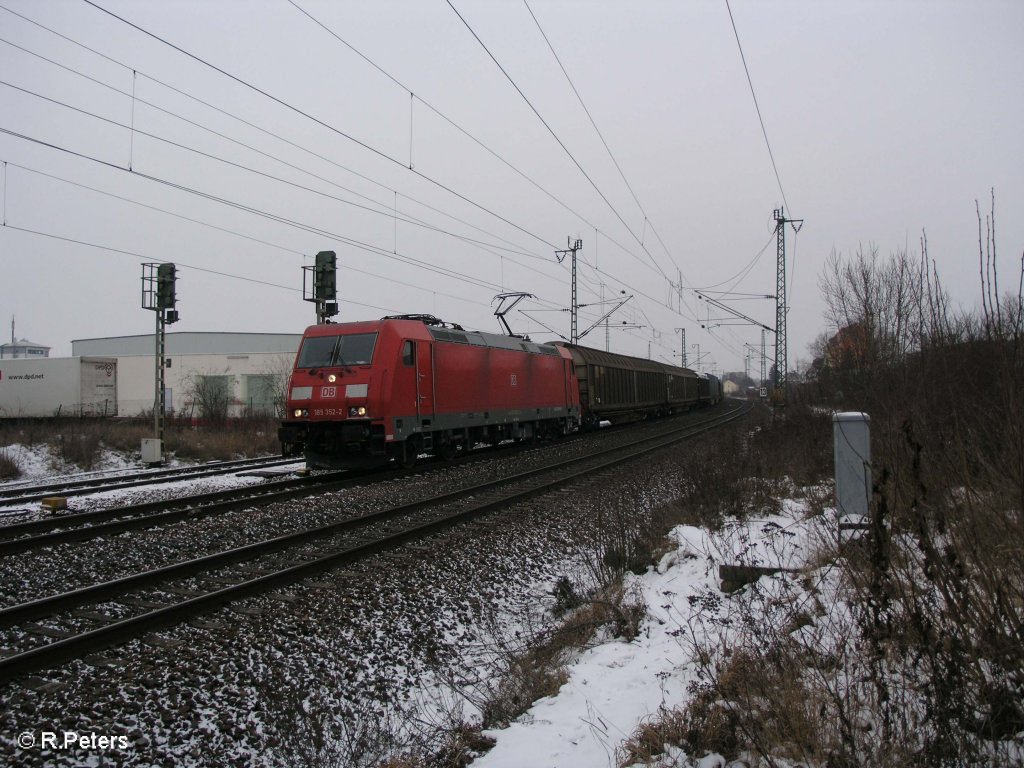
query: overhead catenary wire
285 0 708 344
284 0 675 296
522 0 690 287
0 52 549 267
0 4 573 266
445 0 674 285
724 0 790 214
1 161 495 310
78 0 558 253
1 223 403 315
4 77 544 268
67 0 654 326
5 2 716 360
0 126 516 296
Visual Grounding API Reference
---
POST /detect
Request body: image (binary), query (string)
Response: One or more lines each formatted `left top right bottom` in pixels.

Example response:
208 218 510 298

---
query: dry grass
163 418 280 461
0 416 282 469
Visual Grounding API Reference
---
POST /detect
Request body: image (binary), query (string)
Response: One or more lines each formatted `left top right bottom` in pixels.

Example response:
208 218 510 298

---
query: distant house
825 322 869 368
0 338 50 359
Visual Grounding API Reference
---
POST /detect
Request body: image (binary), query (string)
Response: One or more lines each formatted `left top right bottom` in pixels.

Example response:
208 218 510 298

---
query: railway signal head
314 251 337 302
156 263 176 310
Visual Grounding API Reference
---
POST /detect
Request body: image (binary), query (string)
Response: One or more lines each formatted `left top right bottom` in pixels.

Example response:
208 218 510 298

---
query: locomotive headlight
293 408 308 418
349 406 367 417
328 374 337 383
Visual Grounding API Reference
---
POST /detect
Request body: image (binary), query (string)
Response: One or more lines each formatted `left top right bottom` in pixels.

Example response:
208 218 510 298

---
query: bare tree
183 370 232 423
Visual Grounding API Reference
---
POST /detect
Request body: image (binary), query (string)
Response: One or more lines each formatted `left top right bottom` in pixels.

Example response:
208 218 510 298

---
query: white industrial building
0 337 50 359
0 332 300 418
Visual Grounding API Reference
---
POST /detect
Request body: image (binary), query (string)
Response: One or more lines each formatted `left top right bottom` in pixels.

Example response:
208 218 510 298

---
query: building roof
0 338 50 350
72 332 301 357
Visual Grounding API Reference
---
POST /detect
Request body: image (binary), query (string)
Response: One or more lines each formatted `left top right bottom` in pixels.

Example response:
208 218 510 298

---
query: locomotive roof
301 317 563 356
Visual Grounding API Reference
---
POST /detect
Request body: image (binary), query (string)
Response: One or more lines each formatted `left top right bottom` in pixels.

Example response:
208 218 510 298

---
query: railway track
0 468 347 556
0 402 749 682
0 455 300 509
0 430 554 555
0 408 699 555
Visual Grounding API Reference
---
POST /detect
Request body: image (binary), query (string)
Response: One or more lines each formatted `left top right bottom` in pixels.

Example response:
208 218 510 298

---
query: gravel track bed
0 415 702 610
0 429 703 768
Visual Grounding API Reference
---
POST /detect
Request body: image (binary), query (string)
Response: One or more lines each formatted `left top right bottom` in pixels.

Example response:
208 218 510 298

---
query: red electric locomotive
278 315 580 469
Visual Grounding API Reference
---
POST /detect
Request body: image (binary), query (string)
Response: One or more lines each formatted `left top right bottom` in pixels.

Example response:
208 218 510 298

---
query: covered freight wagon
0 357 118 417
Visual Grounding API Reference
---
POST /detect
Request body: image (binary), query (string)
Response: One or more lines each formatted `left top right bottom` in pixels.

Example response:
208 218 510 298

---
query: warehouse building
0 332 300 418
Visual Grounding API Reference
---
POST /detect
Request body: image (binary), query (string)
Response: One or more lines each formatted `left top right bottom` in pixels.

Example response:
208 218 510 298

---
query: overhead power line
0 58 544 265
523 0 688 284
4 2 702 355
0 126 515 295
0 10 563 267
446 0 673 284
284 0 674 294
724 0 790 213
1 222 405 315
3 161 494 309
79 0 557 251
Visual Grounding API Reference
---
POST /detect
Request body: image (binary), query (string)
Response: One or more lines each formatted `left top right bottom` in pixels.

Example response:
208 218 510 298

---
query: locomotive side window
401 341 415 366
297 336 338 369
336 333 378 366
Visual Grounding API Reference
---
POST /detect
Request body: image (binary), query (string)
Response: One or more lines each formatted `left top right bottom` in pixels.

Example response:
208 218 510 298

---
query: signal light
156 263 176 310
314 251 336 301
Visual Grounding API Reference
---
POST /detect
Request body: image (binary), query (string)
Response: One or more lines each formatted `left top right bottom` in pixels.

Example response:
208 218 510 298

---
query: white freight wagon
0 357 118 417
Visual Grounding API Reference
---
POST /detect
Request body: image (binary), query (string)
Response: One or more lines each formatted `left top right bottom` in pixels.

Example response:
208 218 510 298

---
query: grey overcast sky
1 0 1022 374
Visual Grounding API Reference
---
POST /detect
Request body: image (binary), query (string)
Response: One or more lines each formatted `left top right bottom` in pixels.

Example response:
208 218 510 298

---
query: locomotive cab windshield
296 332 378 369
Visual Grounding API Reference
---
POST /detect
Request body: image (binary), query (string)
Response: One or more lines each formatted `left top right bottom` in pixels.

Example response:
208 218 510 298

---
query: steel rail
0 456 299 506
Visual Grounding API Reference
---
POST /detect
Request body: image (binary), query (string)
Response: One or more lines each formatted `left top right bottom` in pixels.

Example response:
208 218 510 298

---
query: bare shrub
618 707 696 767
0 447 20 479
53 429 102 470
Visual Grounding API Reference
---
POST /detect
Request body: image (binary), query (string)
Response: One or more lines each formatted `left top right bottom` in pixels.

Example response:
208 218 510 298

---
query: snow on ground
473 503 822 768
0 442 168 486
0 442 295 516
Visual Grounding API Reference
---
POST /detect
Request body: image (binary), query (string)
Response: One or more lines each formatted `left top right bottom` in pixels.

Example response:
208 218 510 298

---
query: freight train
278 315 721 469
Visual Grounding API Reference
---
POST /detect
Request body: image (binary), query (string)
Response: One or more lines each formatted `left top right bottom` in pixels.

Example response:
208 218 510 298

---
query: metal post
760 328 766 389
555 238 583 344
141 263 177 465
675 327 687 367
155 309 165 444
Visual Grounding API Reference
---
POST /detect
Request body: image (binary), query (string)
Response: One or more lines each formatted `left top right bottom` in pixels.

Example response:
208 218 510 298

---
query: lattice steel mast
772 207 802 405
